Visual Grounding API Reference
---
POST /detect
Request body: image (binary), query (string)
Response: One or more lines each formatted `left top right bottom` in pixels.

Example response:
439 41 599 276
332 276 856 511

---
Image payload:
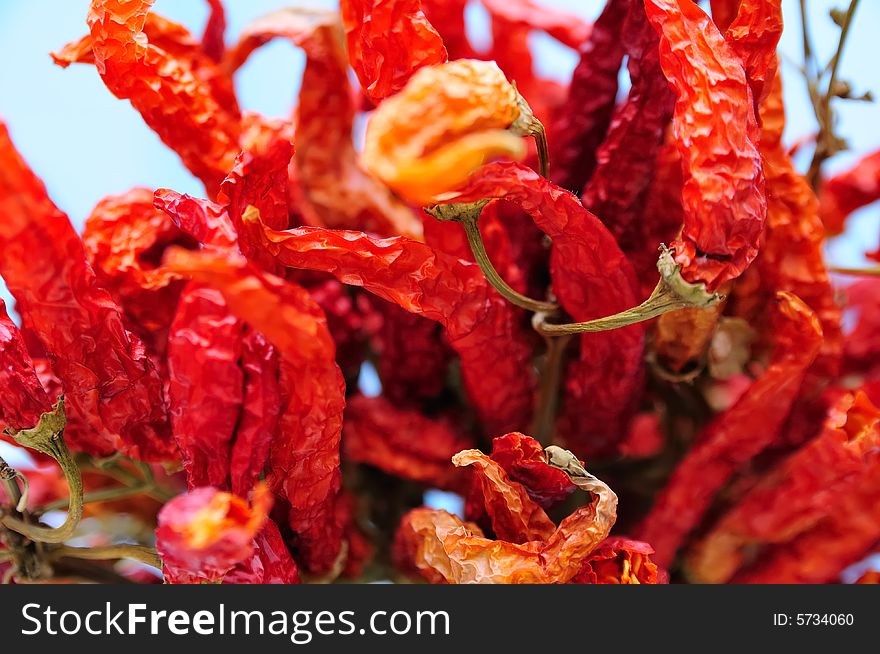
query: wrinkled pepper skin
341 0 447 104
645 0 766 292
0 123 174 461
0 301 52 433
86 0 241 196
165 248 346 574
246 219 537 436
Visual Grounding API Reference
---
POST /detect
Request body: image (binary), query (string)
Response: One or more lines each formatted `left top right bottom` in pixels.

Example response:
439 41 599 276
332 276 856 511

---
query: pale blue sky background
0 0 877 306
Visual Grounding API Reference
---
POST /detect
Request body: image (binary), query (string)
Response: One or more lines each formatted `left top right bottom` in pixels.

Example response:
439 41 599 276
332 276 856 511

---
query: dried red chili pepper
721 0 782 113
154 189 238 248
368 299 452 406
688 391 880 583
53 5 224 69
0 301 51 433
341 0 447 104
82 187 195 360
636 141 687 292
244 216 537 435
819 149 880 236
581 1 675 269
394 445 617 584
167 283 244 490
164 248 346 573
229 328 281 497
731 462 880 584
645 0 765 291
478 432 577 509
438 161 644 456
570 537 667 584
157 483 272 583
343 394 471 490
83 0 241 196
480 0 590 50
224 9 422 240
201 0 226 62
218 118 294 271
637 292 823 567
223 520 301 584
458 449 556 544
0 123 174 461
709 0 741 32
420 0 474 59
156 189 283 495
550 0 627 193
731 72 842 377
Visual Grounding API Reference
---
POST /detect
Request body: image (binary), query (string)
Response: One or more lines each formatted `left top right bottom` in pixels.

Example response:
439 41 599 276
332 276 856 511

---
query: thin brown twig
806 0 861 188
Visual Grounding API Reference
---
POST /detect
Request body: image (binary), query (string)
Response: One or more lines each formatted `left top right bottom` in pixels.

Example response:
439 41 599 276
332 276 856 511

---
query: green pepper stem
830 266 880 277
511 86 550 178
50 544 161 569
426 201 559 313
533 246 720 336
40 483 149 513
1 400 83 544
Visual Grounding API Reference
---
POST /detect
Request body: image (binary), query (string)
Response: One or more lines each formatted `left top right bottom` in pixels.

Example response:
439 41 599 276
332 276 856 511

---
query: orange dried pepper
362 59 540 205
458 449 556 544
394 445 618 584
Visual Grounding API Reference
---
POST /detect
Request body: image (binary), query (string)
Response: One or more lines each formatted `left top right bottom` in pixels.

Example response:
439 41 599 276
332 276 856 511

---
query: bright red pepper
341 0 448 104
84 0 242 196
0 122 174 461
0 301 52 433
645 0 766 292
165 248 346 574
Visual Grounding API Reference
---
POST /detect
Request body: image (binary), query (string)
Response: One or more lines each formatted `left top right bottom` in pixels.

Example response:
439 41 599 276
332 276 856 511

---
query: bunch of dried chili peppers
0 0 878 585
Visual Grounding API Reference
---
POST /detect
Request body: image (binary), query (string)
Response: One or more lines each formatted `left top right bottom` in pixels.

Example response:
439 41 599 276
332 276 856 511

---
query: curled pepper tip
451 449 483 468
